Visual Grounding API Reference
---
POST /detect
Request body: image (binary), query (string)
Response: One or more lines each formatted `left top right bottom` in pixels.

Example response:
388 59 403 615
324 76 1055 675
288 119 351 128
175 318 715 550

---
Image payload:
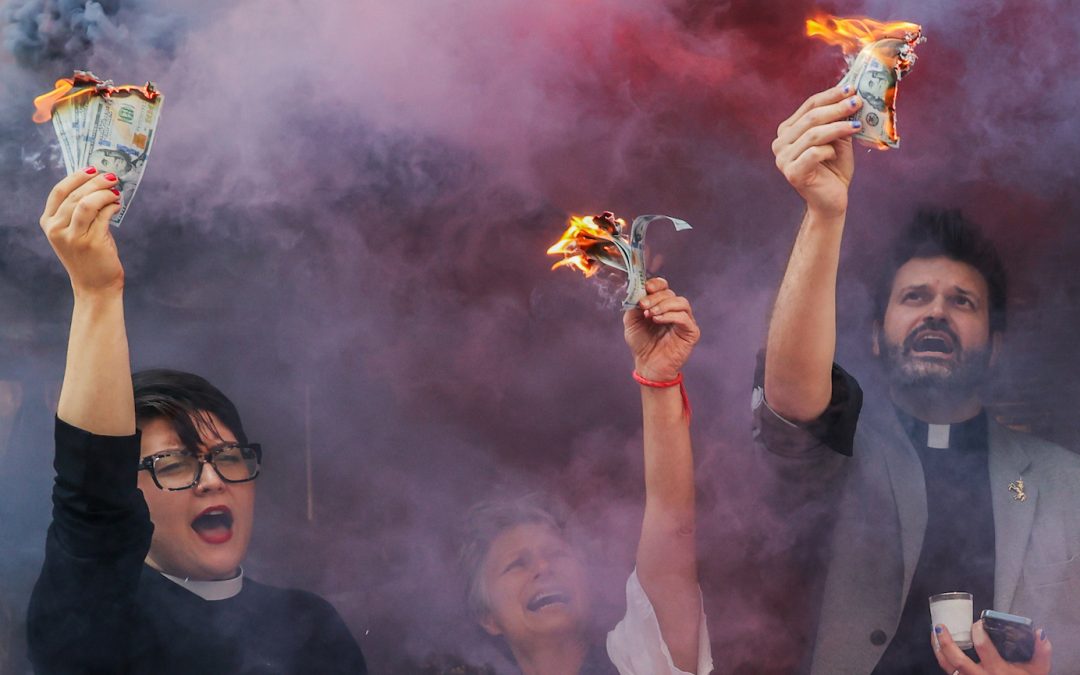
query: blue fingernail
850 96 859 107
842 85 851 94
852 120 862 129
934 625 942 634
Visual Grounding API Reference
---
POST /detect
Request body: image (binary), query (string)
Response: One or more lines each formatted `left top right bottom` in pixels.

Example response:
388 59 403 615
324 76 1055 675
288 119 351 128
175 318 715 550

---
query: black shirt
871 409 996 674
27 417 368 674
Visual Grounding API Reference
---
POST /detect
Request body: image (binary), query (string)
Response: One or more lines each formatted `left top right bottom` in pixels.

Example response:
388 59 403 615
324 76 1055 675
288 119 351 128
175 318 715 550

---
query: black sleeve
752 350 863 458
26 417 153 674
296 593 368 674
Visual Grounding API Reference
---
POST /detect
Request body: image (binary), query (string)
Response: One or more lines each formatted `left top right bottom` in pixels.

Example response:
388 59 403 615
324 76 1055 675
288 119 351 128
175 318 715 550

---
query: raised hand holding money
34 71 164 227
39 169 124 295
772 85 862 218
624 277 699 383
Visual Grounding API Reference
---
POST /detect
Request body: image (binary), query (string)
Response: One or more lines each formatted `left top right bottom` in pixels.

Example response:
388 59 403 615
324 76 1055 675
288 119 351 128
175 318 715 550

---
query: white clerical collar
160 568 244 601
927 423 951 449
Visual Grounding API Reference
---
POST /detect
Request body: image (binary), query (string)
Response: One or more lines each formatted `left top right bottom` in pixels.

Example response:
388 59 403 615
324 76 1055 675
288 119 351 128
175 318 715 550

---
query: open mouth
526 590 571 612
191 505 233 544
909 331 955 355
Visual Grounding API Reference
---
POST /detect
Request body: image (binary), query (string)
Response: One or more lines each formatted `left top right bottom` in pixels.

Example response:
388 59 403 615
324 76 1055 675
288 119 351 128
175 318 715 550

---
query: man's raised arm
765 85 862 422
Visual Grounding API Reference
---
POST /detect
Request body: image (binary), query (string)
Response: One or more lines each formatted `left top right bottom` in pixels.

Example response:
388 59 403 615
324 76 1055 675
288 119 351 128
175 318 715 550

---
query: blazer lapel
989 422 1037 611
867 403 928 603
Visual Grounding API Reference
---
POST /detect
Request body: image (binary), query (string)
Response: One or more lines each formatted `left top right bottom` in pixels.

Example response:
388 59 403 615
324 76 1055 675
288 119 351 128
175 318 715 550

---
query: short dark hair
458 493 569 621
875 209 1008 332
133 369 248 450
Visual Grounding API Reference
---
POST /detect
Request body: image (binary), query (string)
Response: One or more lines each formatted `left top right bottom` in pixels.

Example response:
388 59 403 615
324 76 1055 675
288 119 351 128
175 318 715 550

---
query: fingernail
1040 628 1048 641
842 85 851 94
84 166 97 174
852 120 862 129
849 97 859 107
105 173 117 182
110 188 121 196
934 625 942 634
643 309 651 318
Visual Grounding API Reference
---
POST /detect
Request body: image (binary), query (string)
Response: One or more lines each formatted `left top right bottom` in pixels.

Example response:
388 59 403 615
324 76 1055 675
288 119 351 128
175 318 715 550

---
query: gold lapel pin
1008 479 1027 502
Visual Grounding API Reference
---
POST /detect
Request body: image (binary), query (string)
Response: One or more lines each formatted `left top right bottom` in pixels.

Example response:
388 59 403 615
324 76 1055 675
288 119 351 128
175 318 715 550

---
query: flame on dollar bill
33 71 164 227
33 71 160 123
547 211 691 310
806 15 925 149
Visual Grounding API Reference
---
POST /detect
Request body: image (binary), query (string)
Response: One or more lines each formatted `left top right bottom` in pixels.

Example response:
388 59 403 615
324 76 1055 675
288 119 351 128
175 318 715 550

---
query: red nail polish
110 188 121 196
105 173 117 182
84 167 97 175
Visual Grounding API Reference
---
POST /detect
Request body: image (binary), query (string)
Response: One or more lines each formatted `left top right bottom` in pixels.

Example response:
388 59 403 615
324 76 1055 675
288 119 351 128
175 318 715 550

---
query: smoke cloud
1 0 1079 671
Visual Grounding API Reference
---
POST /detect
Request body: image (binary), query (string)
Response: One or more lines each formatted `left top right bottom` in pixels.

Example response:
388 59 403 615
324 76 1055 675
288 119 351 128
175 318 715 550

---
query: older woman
26 169 367 674
459 278 713 675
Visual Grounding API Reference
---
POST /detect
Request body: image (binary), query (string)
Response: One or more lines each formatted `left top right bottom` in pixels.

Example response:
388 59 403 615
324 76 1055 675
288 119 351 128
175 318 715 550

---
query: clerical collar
160 568 244 601
894 407 987 451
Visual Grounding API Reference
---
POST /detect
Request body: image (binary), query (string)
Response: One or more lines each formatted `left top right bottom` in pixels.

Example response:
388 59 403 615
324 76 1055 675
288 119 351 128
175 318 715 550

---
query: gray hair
458 493 569 621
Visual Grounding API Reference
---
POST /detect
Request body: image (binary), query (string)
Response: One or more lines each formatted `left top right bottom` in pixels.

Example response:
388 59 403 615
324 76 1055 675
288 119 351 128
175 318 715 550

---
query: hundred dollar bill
807 17 924 149
839 32 923 149
623 214 692 308
34 71 164 227
547 212 692 310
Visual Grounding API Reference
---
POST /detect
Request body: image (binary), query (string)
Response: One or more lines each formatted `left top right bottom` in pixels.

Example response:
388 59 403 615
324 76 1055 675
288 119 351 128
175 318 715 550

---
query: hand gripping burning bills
547 211 691 309
33 71 164 227
807 16 925 149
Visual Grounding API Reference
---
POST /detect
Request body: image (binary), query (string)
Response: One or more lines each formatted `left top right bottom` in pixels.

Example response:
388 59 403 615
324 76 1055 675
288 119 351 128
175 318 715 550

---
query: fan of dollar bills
33 71 164 227
547 211 692 310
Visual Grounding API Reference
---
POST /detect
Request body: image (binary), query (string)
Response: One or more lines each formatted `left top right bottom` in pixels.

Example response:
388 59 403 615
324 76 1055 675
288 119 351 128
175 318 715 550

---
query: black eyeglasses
138 443 262 491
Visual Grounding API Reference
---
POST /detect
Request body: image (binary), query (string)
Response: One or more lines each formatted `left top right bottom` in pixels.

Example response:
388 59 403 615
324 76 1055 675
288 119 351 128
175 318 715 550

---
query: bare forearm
765 208 846 422
637 384 700 672
57 290 134 436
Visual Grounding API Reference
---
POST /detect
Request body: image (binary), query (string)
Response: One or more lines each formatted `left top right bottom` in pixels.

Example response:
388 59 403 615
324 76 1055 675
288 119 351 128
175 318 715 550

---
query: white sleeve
605 569 713 675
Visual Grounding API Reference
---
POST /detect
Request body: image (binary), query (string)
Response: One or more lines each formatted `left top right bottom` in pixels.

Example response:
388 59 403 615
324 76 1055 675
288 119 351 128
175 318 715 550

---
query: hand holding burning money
547 211 691 310
624 277 700 383
33 71 164 227
807 16 925 149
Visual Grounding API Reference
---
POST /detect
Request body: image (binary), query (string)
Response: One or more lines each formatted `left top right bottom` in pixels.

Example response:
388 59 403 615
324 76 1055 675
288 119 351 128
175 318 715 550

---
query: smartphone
981 610 1036 663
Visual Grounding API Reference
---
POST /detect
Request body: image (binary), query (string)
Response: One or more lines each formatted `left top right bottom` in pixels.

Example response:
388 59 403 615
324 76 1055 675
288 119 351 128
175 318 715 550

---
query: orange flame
806 15 922 55
32 71 160 123
546 214 626 277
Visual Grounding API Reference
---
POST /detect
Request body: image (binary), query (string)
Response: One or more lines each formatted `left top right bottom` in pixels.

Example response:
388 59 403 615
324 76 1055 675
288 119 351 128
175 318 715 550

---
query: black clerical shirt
871 409 996 675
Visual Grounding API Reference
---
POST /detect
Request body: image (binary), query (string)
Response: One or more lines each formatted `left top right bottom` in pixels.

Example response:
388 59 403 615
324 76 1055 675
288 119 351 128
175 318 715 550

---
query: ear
871 321 882 357
989 330 1004 368
479 614 503 637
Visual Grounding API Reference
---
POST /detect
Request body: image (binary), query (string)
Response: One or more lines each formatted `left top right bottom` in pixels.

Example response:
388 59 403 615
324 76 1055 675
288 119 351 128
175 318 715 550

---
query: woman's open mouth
191 505 234 544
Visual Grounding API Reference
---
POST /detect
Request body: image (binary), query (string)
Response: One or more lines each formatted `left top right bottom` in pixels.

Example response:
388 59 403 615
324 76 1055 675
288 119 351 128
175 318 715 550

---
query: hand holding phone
981 610 1036 663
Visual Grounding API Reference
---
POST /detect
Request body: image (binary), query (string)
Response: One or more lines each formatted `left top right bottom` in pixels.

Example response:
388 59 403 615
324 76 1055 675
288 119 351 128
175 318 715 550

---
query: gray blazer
754 383 1080 674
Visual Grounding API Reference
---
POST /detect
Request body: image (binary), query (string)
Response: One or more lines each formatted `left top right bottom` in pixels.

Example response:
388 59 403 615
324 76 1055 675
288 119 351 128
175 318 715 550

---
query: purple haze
1 0 1079 671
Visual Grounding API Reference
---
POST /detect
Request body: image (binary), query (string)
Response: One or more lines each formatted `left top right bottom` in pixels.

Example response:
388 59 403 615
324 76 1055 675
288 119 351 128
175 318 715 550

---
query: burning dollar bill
807 16 925 149
547 211 691 310
33 71 164 227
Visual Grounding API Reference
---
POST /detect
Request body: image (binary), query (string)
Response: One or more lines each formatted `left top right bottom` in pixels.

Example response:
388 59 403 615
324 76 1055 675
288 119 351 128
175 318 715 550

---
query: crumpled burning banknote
807 16 925 149
33 71 164 227
547 211 691 310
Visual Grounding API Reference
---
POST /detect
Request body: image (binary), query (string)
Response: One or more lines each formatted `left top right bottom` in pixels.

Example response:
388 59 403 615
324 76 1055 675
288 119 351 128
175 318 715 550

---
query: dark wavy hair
132 369 248 449
875 209 1008 332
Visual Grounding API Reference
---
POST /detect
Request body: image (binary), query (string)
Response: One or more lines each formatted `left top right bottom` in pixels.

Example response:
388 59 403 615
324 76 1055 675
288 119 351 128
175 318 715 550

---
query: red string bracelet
632 370 692 421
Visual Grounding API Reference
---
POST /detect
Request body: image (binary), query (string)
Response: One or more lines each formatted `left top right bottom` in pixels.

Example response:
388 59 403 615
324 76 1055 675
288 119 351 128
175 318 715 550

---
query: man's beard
880 324 992 396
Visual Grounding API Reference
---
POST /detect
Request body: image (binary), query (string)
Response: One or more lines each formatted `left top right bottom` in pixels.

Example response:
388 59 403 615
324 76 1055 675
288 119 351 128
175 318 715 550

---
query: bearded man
755 84 1080 675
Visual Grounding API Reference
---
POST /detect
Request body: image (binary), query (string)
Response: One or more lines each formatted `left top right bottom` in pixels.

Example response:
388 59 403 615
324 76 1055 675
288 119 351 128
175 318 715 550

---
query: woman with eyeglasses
26 169 367 674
